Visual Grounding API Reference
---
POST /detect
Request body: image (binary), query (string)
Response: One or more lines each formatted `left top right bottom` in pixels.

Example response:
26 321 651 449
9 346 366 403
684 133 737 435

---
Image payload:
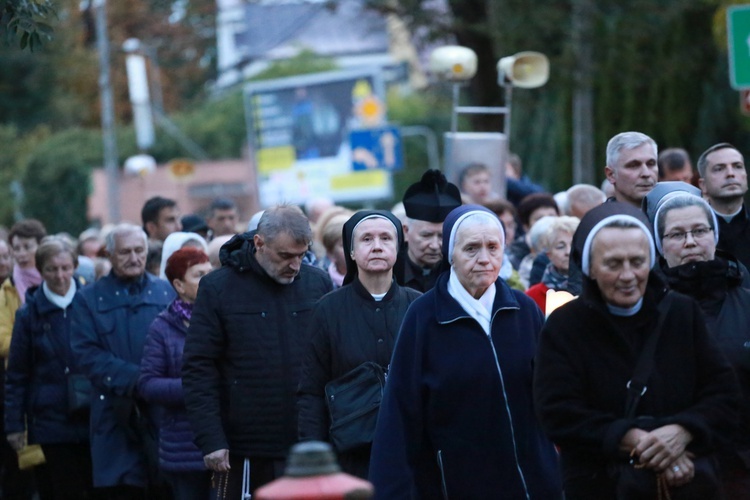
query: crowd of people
0 132 749 499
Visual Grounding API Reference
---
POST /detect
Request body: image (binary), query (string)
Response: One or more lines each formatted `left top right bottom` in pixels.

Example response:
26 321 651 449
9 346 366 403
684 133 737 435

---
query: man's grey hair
257 204 312 245
696 142 741 178
105 223 148 253
606 131 658 168
567 184 606 212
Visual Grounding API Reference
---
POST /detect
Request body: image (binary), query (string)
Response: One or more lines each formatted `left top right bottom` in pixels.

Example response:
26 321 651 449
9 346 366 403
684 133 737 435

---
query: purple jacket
138 301 206 473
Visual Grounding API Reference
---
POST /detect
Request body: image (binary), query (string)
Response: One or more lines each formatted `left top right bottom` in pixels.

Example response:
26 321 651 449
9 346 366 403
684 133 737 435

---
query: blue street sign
350 126 403 171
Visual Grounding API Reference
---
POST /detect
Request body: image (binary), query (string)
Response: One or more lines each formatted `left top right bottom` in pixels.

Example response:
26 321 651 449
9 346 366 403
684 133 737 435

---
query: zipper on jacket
486 309 531 500
436 449 449 500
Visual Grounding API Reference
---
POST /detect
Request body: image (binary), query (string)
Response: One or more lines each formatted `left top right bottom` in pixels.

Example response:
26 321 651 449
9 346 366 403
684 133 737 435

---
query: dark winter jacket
716 203 750 271
70 272 175 488
138 300 206 472
182 231 333 458
5 282 89 445
534 274 739 493
660 252 750 454
369 272 562 499
298 278 420 476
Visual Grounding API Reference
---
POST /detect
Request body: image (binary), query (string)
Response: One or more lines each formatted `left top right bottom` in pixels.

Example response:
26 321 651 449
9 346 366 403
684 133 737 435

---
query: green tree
0 0 54 50
21 128 100 234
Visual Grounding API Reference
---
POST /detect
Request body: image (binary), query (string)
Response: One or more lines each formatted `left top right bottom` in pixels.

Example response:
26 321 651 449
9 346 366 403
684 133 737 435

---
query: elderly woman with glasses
644 181 750 496
369 205 562 499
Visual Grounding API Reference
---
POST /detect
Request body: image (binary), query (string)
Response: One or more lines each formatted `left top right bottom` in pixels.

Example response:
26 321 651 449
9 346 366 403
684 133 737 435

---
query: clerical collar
715 205 742 223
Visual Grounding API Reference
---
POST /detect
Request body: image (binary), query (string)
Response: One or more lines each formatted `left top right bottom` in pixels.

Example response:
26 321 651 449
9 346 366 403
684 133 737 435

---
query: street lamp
429 45 549 199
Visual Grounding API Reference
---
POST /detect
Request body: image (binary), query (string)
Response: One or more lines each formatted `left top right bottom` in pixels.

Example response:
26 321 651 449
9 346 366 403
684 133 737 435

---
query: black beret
403 169 462 223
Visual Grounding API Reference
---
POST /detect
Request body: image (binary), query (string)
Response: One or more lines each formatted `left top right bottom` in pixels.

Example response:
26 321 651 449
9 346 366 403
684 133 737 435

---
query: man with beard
394 170 462 293
698 143 750 269
182 204 332 497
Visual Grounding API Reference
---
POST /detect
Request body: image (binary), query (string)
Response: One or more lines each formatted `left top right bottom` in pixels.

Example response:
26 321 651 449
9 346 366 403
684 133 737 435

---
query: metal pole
502 83 513 141
451 83 460 133
94 0 121 223
400 125 440 172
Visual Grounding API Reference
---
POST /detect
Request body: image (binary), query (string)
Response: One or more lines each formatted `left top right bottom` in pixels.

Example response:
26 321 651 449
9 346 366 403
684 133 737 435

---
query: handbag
324 361 386 452
66 372 92 417
17 443 46 470
609 292 722 500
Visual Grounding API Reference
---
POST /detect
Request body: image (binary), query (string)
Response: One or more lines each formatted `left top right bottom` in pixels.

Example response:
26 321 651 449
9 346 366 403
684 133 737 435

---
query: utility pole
571 0 595 185
94 0 121 223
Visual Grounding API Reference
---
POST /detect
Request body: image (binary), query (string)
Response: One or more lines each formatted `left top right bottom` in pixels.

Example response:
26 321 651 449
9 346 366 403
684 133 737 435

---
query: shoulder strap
624 291 674 418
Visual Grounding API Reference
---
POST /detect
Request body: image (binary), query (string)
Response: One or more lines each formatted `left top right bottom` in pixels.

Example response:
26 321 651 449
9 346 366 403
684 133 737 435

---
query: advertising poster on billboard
244 68 394 207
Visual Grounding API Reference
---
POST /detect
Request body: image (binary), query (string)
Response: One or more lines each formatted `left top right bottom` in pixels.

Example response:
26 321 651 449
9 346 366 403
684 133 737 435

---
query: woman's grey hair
35 235 78 273
257 204 312 246
540 216 580 252
656 196 714 238
528 216 557 253
105 224 148 253
606 131 658 168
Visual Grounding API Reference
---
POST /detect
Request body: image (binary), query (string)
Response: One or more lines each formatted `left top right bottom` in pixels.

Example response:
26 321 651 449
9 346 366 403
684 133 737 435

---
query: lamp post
94 0 120 223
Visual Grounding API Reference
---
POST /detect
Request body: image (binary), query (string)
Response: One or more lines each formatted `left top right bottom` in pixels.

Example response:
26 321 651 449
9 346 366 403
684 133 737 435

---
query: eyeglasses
662 227 713 243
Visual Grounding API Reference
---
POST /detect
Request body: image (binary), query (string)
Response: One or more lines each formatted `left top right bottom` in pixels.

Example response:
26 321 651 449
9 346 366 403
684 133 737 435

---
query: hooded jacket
182 231 332 458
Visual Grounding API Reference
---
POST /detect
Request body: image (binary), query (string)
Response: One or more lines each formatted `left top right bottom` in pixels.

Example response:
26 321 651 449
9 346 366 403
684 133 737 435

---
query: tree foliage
21 128 101 234
0 0 55 50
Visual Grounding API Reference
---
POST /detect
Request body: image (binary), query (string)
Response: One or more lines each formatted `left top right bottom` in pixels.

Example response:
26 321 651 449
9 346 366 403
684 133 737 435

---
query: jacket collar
351 276 398 302
433 271 520 324
96 272 173 313
220 230 305 285
29 279 82 316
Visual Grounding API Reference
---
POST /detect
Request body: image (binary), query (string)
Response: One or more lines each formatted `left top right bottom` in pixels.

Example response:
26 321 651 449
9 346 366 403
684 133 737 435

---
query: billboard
244 69 393 207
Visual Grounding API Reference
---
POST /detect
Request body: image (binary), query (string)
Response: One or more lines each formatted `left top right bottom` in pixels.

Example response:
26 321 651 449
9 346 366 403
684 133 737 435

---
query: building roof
235 0 389 61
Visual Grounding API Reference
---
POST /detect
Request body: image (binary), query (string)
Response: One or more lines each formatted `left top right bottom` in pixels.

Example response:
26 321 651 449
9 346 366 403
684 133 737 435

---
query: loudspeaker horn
429 46 478 82
497 51 549 88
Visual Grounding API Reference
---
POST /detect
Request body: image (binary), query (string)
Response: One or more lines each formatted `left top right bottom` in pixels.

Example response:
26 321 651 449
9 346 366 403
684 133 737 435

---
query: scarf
13 266 42 304
661 254 739 317
447 267 496 336
171 298 194 323
42 279 76 310
541 262 569 291
327 261 345 288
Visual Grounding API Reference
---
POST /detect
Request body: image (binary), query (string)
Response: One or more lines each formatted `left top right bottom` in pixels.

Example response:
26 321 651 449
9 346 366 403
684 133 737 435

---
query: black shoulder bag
324 361 386 452
609 292 722 500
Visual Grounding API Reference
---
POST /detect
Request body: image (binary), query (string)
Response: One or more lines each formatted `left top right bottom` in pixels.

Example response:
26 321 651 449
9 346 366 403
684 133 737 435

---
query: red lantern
255 442 373 500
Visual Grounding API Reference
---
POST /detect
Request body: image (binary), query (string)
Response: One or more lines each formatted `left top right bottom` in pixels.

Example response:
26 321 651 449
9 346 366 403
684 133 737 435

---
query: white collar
42 279 76 310
447 267 496 335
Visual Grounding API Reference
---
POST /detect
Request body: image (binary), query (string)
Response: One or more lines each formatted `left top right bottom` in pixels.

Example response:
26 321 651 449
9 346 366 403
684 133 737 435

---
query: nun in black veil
297 209 421 478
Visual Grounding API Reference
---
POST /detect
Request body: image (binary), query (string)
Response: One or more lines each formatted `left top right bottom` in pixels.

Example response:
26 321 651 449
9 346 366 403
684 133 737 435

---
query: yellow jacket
0 277 21 359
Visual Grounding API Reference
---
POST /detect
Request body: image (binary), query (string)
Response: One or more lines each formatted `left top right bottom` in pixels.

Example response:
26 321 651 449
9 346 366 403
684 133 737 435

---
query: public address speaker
497 51 549 88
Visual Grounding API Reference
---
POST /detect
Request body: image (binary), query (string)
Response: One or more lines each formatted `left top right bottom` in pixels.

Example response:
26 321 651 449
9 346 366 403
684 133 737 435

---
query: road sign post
728 5 750 89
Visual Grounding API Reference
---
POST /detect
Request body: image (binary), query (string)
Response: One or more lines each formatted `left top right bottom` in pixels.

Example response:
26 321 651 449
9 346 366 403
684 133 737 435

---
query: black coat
297 278 420 476
393 246 446 293
717 203 750 271
182 232 333 458
534 274 739 496
660 252 750 454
